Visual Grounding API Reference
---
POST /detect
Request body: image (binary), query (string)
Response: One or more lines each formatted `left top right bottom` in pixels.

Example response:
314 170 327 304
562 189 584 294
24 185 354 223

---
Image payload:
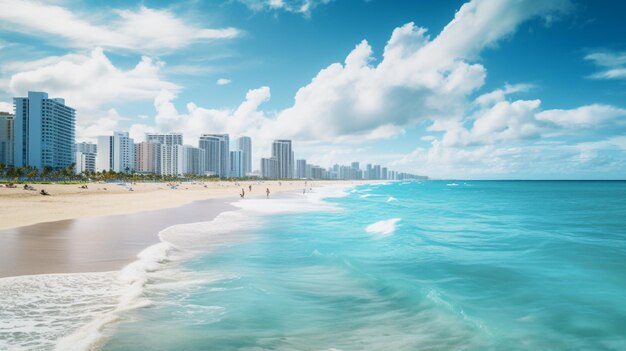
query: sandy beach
0 180 366 230
0 180 370 278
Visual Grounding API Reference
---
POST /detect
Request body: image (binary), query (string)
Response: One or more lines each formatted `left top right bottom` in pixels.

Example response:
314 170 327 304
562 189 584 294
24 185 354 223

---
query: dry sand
0 180 372 278
0 180 366 230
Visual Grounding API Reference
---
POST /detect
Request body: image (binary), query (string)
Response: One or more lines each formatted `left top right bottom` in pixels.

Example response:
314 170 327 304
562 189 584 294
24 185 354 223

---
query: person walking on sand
266 188 270 198
249 185 252 192
240 188 245 198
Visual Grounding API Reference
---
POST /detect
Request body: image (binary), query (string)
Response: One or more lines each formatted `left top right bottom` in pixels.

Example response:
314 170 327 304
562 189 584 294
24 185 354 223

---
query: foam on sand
365 218 401 237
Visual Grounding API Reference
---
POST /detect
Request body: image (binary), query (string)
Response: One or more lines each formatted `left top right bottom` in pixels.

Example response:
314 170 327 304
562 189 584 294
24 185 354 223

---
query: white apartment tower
96 131 134 172
13 91 75 170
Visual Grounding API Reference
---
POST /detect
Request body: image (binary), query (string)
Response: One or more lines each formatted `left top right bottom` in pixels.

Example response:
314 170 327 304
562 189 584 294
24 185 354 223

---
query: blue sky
0 0 625 179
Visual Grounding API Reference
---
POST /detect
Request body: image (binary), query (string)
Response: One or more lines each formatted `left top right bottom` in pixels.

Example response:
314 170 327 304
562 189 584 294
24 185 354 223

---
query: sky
0 0 625 179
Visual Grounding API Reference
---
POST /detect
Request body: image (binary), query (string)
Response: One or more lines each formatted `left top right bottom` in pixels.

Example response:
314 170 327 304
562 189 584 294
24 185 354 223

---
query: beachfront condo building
235 136 252 176
0 112 14 166
199 134 229 177
271 139 294 179
96 131 134 173
75 151 96 174
296 159 307 179
134 141 160 174
182 145 206 176
74 142 97 174
146 132 183 146
160 144 183 176
230 150 244 178
13 91 75 170
261 157 278 179
365 163 372 180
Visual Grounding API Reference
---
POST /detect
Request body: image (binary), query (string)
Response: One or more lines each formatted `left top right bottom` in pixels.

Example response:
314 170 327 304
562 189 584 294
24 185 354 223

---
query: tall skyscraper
271 140 294 179
373 165 381 180
134 141 160 174
13 91 75 170
236 136 252 176
199 134 229 177
160 144 183 176
296 159 307 179
182 145 206 176
230 150 244 178
0 112 14 166
261 157 278 179
96 132 134 172
366 163 372 180
382 167 388 180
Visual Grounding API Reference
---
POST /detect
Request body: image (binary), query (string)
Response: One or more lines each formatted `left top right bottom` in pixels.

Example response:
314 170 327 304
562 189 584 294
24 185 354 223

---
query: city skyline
0 1 625 178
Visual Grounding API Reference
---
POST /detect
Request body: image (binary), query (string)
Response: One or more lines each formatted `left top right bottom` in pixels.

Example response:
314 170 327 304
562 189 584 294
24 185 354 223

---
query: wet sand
0 196 236 278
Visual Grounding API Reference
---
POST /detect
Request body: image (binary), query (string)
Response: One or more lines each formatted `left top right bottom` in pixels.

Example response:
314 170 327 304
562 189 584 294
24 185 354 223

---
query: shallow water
2 181 625 350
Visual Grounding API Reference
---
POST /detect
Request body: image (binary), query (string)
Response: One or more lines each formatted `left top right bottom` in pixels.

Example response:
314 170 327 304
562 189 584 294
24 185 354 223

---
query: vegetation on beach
0 163 261 184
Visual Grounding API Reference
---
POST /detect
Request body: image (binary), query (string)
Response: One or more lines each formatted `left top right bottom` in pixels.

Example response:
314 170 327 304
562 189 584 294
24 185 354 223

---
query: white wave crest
386 197 398 202
365 218 401 237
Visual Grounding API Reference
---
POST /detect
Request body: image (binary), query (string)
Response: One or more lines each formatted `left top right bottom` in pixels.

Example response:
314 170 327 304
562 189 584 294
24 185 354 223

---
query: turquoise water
101 181 626 350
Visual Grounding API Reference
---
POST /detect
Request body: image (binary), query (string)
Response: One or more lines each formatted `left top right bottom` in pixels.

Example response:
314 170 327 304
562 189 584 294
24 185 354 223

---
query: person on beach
240 188 245 198
40 189 50 196
249 185 252 192
266 188 270 198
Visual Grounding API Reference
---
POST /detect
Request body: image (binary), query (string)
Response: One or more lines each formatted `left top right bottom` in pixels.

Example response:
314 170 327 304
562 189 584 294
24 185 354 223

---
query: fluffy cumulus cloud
0 101 12 113
272 0 572 143
0 0 239 52
7 48 179 114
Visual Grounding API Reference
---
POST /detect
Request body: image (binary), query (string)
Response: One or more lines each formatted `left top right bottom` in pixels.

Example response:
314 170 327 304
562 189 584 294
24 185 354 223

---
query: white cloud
271 0 570 143
0 101 12 113
8 48 179 115
239 0 333 15
0 1 240 52
585 51 626 80
217 78 232 86
536 104 626 128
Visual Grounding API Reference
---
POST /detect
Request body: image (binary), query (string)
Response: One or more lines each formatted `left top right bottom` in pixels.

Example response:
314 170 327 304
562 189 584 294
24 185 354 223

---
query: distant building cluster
0 91 426 180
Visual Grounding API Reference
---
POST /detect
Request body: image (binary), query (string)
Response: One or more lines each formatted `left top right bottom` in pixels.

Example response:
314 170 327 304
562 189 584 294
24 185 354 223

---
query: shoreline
0 180 370 230
0 181 370 278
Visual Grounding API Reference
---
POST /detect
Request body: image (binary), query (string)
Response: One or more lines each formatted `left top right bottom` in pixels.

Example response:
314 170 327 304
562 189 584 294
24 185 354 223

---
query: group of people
239 184 271 198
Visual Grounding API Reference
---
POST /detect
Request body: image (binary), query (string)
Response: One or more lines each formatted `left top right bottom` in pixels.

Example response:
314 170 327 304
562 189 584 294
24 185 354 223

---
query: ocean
1 181 626 350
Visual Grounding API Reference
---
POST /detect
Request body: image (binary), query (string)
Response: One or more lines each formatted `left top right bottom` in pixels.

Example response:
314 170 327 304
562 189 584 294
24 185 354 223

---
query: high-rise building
75 151 96 174
382 167 388 180
13 91 75 170
271 140 294 179
296 159 307 179
160 144 183 176
96 131 134 172
261 157 278 179
236 136 252 176
134 141 160 174
0 112 14 166
199 134 229 177
230 150 244 178
182 146 206 176
373 165 381 180
366 163 372 180
146 132 183 146
75 142 97 154
74 142 96 174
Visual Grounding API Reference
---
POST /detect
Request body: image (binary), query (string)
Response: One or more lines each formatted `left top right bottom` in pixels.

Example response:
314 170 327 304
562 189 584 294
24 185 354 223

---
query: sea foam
365 218 401 237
